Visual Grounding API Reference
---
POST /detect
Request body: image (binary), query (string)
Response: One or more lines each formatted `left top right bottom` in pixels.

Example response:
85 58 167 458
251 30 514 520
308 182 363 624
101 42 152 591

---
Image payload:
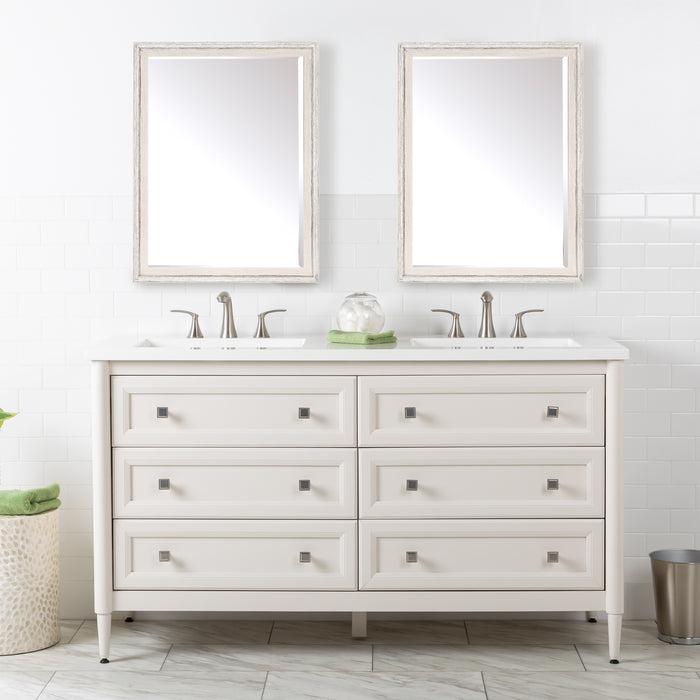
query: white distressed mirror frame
398 42 583 283
134 42 319 282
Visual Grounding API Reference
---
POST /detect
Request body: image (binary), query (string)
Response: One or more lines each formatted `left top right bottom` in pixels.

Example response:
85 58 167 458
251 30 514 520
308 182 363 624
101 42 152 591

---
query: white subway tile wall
0 192 698 619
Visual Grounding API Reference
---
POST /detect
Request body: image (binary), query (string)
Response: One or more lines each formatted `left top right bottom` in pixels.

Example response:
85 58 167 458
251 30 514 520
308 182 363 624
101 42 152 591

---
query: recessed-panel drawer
111 376 356 447
359 447 604 518
359 519 604 590
358 375 604 447
113 447 357 518
113 519 357 590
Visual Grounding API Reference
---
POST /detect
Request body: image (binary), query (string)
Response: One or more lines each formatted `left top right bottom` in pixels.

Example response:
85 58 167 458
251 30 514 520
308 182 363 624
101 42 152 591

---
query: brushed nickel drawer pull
158 478 170 490
546 478 559 491
298 479 311 491
406 551 418 563
158 550 170 562
404 407 417 419
547 405 559 418
156 406 169 418
298 407 311 419
299 551 311 563
547 551 559 564
406 479 418 491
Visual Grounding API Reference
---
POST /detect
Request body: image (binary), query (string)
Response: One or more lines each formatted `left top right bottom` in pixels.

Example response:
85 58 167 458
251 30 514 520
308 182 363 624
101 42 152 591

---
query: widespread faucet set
432 291 543 339
171 292 286 339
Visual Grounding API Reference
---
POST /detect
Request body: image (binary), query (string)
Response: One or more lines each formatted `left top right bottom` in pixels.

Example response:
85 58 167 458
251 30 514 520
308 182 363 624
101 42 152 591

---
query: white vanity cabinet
89 338 626 664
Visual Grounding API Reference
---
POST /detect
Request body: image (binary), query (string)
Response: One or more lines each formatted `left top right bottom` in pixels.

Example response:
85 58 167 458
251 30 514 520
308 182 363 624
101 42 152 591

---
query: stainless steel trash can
650 549 700 644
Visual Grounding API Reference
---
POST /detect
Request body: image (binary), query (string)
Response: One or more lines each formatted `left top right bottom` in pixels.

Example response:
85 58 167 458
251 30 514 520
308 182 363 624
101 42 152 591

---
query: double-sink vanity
88 331 628 664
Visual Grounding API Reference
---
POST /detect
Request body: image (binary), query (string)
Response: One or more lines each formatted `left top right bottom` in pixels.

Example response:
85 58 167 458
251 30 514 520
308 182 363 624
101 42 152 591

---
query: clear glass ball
337 292 385 333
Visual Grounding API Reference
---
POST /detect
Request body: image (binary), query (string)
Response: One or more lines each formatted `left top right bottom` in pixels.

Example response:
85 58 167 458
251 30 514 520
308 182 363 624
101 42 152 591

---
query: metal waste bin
650 549 700 644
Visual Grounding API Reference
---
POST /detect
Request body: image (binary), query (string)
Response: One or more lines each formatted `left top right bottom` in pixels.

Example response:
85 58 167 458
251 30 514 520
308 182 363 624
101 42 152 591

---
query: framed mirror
134 42 318 282
399 43 582 282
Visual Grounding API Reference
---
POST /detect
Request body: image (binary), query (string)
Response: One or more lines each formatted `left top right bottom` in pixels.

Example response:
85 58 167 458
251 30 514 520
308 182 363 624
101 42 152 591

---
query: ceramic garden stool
0 509 60 655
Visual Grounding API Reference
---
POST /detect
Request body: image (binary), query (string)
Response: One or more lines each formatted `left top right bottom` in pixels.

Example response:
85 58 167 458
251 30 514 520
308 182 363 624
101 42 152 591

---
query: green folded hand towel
0 483 61 515
327 330 397 345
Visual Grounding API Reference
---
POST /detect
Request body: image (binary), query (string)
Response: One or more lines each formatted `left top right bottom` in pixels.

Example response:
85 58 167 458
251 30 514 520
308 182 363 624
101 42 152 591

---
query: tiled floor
1 618 700 699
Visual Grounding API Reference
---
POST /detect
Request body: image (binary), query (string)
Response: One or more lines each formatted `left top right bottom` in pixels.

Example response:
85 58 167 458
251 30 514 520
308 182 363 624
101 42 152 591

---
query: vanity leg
124 612 134 623
97 614 112 663
608 613 622 664
351 612 367 638
586 611 597 623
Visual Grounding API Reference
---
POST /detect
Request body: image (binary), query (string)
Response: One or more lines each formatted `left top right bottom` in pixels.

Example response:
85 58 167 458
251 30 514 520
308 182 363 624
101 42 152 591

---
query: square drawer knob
158 550 170 562
547 551 559 564
406 479 419 491
299 551 311 563
298 407 311 419
298 479 311 492
158 478 171 490
546 405 559 418
404 407 417 419
156 407 169 419
405 551 418 563
546 478 559 491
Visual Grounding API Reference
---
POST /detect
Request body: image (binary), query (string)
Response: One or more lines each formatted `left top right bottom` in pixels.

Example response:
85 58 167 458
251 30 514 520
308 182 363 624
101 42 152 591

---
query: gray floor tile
0 642 168 671
71 618 273 646
483 671 700 699
262 671 486 699
59 621 84 645
0 672 52 700
269 619 468 645
467 619 660 646
40 671 266 700
578 643 700 671
372 644 585 672
163 643 371 672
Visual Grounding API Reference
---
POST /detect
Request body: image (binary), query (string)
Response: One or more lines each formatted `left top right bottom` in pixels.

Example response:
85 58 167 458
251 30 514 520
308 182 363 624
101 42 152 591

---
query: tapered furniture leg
586 611 597 622
608 613 622 663
97 613 111 663
351 612 367 638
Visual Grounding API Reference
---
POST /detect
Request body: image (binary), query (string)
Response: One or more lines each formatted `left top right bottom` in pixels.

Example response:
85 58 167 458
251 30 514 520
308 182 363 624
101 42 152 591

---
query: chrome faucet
478 291 496 338
216 291 237 338
431 309 464 338
254 309 286 338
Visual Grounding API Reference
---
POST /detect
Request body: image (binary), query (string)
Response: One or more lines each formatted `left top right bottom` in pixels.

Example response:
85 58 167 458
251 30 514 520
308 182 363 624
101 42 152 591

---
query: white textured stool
0 509 60 655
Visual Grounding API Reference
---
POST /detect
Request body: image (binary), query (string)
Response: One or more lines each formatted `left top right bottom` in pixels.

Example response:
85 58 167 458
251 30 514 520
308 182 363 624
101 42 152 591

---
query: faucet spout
478 291 496 338
216 291 237 338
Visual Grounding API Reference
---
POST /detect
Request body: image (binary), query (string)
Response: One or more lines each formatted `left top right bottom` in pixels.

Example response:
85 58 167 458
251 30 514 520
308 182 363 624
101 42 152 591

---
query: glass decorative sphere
337 292 385 333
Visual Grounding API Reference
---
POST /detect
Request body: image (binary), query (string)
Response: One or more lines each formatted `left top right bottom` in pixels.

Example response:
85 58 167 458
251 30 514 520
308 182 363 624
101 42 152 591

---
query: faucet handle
431 309 464 338
170 309 204 339
254 309 286 339
510 309 544 338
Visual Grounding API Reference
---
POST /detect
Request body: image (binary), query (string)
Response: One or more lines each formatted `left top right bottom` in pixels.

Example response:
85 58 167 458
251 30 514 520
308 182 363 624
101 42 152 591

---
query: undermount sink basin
410 337 581 349
137 337 306 349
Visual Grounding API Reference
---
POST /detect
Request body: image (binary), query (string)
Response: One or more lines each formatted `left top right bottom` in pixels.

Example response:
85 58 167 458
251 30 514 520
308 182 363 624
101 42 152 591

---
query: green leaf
0 410 17 430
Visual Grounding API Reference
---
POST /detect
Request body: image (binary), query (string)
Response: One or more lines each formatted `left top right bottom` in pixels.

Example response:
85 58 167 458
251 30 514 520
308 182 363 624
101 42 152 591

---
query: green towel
0 483 61 515
327 330 397 345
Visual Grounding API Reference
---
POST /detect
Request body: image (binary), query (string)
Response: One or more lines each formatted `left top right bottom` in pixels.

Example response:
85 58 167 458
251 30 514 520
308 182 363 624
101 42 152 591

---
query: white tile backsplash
0 192 698 619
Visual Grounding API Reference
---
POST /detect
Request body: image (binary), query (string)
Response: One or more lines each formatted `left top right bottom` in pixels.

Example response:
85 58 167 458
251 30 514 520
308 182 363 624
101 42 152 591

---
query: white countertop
86 335 629 362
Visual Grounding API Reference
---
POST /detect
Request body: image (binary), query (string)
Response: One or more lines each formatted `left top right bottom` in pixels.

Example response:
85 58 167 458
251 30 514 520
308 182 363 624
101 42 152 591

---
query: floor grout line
260 670 269 699
34 670 55 699
158 643 173 672
573 644 588 671
480 670 489 700
464 619 471 644
267 621 275 645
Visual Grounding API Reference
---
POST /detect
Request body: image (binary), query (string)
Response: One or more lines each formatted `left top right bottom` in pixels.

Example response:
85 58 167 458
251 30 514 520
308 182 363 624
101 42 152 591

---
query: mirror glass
399 43 581 282
134 43 318 282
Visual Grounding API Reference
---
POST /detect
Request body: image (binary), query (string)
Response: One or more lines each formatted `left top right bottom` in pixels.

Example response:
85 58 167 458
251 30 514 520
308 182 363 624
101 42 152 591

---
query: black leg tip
124 617 133 623
99 658 110 664
588 617 597 623
610 659 619 664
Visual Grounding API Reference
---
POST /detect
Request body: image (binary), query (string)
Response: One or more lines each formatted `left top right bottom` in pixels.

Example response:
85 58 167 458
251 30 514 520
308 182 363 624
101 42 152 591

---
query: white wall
0 0 698 618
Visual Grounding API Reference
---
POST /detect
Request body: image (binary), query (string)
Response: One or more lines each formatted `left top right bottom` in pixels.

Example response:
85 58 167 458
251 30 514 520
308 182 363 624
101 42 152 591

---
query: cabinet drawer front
114 520 357 590
358 375 604 446
359 520 603 590
359 447 604 518
112 376 356 447
113 447 357 518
